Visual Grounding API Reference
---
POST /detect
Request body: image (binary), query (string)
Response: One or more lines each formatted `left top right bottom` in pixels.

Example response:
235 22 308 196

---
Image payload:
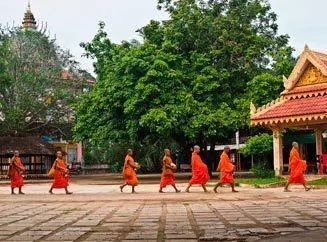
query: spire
22 2 37 30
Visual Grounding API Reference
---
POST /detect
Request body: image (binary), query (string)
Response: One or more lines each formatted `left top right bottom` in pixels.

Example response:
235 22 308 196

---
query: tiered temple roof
22 3 37 30
251 46 327 126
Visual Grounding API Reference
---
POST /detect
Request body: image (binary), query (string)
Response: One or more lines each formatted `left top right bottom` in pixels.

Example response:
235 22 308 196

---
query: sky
1 0 326 75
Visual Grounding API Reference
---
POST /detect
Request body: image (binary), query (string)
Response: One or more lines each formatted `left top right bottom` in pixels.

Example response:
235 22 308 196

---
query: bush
108 162 122 173
250 162 274 178
241 133 273 156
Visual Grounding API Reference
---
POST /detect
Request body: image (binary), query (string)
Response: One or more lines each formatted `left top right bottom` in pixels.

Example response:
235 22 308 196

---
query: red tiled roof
321 59 327 67
284 83 327 95
252 95 327 120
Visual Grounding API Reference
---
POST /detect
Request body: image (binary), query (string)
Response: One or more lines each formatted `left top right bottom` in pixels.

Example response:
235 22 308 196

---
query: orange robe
123 155 138 186
217 151 234 184
288 148 307 184
189 152 210 185
51 159 69 189
160 155 176 188
9 157 24 188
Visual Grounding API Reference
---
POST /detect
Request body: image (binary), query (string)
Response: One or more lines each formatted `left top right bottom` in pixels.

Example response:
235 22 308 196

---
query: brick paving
0 183 326 241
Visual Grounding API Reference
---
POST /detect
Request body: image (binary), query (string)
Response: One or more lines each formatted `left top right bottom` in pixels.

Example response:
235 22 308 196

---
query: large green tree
75 0 295 170
0 27 90 138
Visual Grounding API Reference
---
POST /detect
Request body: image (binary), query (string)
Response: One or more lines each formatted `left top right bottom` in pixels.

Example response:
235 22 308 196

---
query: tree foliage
75 0 295 167
241 133 273 156
0 27 89 138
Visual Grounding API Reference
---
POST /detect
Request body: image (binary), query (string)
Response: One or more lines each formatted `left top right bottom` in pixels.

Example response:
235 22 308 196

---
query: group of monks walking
8 142 312 195
8 150 72 195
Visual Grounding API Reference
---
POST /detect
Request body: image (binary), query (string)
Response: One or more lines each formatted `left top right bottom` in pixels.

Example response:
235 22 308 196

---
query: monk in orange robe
49 151 72 195
159 149 181 193
185 145 210 193
120 149 140 193
284 142 311 192
214 146 238 193
8 150 25 195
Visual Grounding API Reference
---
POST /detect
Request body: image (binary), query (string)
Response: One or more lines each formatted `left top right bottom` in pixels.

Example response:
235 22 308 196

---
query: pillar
77 142 83 165
273 128 283 176
315 129 323 155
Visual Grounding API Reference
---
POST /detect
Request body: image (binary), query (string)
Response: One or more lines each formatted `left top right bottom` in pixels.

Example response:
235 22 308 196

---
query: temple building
0 4 94 174
22 3 37 30
250 45 327 175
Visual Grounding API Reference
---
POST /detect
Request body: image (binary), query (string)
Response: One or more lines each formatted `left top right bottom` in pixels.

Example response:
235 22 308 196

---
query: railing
0 155 54 175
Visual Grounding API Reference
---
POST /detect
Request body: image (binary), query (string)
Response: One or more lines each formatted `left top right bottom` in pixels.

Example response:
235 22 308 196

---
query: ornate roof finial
283 75 291 90
22 2 37 30
304 44 310 52
250 101 256 115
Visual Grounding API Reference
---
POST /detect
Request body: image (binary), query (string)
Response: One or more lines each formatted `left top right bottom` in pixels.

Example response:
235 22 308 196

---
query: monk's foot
159 190 164 193
232 190 239 193
185 189 190 193
175 190 181 193
283 188 291 192
11 192 16 195
49 190 53 194
132 191 137 194
19 192 25 195
213 188 218 193
119 185 124 193
305 186 312 192
66 192 73 195
204 190 209 193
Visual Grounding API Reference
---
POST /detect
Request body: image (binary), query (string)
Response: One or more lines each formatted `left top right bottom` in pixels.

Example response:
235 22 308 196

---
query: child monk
49 151 72 195
213 146 238 193
159 149 181 193
284 142 311 192
8 150 25 195
120 149 140 194
185 145 210 193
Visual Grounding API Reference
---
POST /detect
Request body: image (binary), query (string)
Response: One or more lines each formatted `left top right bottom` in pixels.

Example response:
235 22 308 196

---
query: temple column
77 142 83 164
315 129 323 156
272 128 283 176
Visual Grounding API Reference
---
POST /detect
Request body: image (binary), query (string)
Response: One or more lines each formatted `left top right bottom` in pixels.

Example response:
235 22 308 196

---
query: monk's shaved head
164 149 170 156
194 145 200 153
56 150 63 158
292 142 299 149
127 149 133 155
224 146 231 153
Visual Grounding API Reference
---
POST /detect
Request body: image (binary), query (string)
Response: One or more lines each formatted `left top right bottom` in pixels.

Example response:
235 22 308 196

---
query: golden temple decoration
296 63 327 87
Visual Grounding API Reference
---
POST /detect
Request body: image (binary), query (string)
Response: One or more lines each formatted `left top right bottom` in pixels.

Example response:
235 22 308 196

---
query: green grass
308 177 327 185
234 177 286 186
207 176 286 187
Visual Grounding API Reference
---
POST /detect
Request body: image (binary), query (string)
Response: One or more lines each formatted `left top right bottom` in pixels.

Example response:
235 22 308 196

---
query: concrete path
0 183 326 241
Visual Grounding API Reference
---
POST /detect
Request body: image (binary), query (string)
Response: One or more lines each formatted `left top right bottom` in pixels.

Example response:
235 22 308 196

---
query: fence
0 155 54 175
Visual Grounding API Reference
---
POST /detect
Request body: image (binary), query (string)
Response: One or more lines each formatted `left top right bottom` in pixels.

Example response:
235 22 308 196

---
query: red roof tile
284 83 327 95
252 95 327 120
321 59 327 67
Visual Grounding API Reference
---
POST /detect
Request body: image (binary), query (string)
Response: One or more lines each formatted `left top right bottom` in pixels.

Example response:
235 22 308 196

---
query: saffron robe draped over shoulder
160 155 176 188
189 152 210 185
51 159 69 189
123 155 138 186
288 148 307 184
9 157 24 188
217 151 235 184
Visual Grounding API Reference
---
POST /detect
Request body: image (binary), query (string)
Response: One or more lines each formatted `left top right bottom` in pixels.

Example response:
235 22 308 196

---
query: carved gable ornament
296 63 327 87
283 45 327 91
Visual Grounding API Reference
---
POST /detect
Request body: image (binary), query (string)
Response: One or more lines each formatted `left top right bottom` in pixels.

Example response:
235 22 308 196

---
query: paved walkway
0 183 326 241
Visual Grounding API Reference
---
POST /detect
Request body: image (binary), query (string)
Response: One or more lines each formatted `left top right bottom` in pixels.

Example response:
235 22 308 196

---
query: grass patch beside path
235 177 286 186
308 177 327 185
207 177 286 187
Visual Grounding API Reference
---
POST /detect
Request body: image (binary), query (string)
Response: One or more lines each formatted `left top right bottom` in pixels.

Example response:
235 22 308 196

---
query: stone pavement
0 183 326 241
